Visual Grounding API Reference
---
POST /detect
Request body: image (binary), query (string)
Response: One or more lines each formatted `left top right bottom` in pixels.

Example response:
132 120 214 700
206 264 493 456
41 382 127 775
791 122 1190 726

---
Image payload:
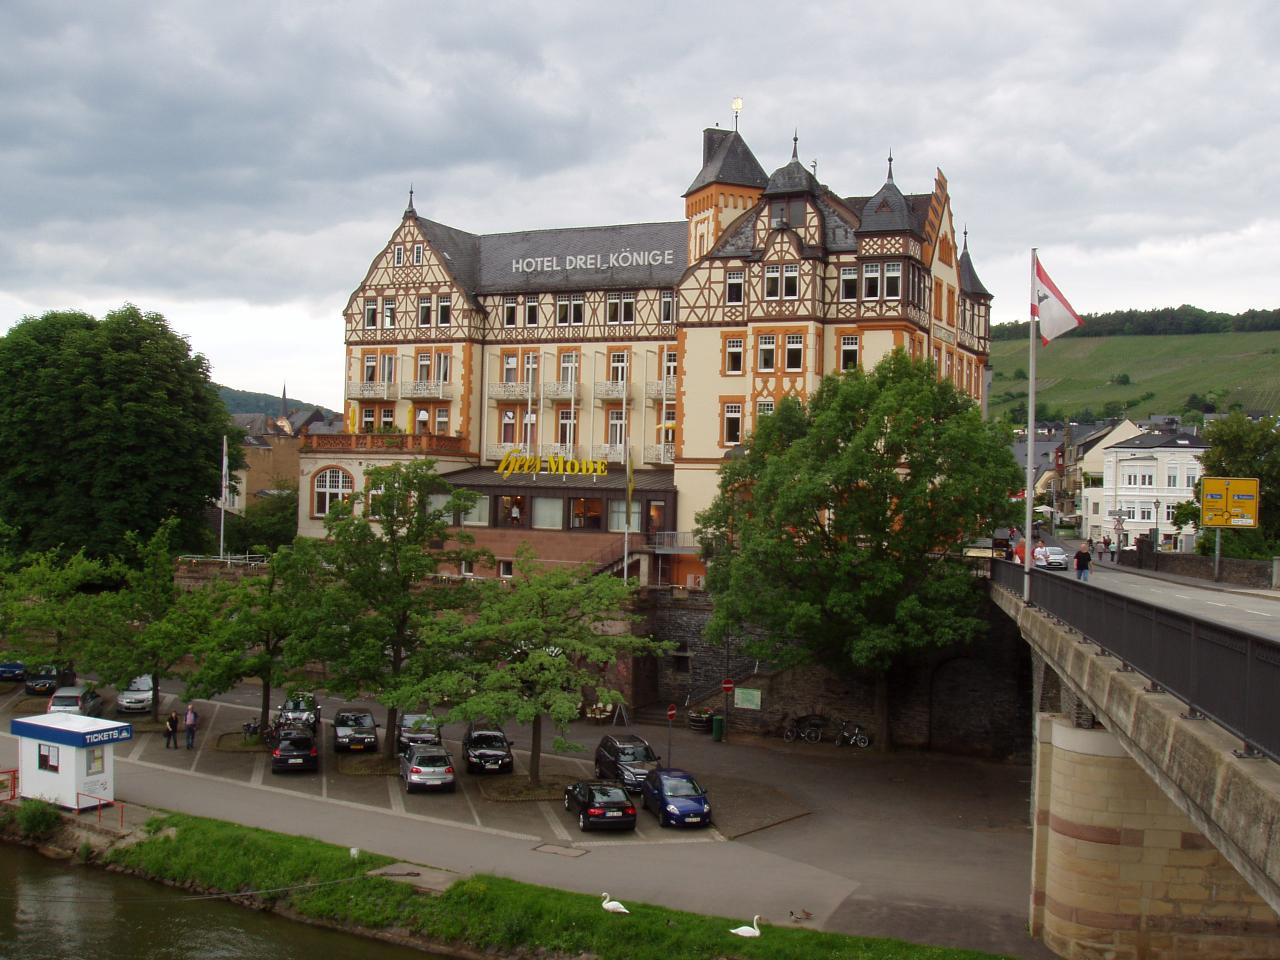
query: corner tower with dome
297 124 993 587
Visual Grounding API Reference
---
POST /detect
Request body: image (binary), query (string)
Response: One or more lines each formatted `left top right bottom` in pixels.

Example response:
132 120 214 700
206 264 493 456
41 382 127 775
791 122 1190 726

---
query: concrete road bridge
989 559 1280 959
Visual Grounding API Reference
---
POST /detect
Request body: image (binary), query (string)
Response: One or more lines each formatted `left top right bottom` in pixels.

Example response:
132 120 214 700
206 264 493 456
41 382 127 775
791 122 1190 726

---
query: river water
0 844 440 960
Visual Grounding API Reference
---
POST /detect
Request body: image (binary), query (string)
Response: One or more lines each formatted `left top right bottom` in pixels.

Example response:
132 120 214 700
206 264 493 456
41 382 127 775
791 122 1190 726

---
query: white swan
601 892 629 914
729 915 761 937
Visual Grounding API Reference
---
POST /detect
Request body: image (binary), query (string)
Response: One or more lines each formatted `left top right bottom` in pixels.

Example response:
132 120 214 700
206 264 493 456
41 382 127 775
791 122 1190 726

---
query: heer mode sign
1201 477 1260 529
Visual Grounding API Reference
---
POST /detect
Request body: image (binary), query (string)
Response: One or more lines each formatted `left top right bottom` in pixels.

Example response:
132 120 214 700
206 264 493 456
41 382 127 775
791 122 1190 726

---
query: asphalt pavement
0 679 1052 959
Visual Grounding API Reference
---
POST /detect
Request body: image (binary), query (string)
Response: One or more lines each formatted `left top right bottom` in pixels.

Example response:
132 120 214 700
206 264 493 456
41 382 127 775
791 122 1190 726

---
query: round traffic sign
722 678 734 694
666 704 677 721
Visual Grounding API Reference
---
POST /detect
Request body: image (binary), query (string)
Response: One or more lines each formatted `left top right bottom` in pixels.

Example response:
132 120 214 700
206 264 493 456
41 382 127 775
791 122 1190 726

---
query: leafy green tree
1198 413 1280 557
224 483 299 555
78 519 217 720
1171 500 1200 539
0 305 241 558
314 459 483 757
401 549 665 785
0 548 115 675
697 351 1022 747
185 540 328 730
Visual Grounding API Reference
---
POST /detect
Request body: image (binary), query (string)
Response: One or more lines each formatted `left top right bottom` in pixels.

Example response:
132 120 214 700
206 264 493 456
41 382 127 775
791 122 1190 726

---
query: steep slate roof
763 157 821 197
857 177 916 233
414 217 483 293
958 238 992 298
475 221 688 295
683 129 769 197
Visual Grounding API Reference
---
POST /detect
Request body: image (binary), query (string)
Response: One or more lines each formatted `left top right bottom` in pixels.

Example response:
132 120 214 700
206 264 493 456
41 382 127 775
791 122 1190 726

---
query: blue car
640 768 712 828
0 661 25 681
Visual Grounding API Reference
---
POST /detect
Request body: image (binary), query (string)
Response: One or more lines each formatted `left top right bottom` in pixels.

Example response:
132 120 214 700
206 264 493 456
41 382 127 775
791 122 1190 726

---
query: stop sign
722 678 734 694
666 704 677 721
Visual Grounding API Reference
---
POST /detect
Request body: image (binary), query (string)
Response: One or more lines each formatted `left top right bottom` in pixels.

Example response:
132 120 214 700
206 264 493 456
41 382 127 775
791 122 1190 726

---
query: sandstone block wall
1032 715 1280 959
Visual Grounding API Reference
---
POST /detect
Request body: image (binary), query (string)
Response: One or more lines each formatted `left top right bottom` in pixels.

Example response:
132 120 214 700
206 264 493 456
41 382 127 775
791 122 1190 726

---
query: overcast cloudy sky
3 1 1277 409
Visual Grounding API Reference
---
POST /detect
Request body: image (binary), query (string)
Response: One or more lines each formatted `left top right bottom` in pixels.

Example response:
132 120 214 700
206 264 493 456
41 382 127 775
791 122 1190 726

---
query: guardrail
991 559 1280 763
77 792 127 830
0 768 16 801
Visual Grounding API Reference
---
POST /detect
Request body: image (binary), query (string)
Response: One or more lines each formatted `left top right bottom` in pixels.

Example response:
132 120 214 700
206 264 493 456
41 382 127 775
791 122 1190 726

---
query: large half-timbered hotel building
298 128 993 585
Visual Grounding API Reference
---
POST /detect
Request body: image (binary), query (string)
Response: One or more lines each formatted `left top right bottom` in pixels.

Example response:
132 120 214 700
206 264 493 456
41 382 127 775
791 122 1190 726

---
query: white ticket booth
9 714 133 810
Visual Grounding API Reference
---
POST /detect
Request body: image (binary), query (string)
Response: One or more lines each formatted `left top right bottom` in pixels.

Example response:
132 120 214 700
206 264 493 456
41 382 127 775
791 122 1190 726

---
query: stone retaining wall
1117 539 1277 588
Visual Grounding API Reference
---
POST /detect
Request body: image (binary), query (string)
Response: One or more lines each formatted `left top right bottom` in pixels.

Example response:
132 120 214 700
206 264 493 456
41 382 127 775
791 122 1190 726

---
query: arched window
313 468 354 516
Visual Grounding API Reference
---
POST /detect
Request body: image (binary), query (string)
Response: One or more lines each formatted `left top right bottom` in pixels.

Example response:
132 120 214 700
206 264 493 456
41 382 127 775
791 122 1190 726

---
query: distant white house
1081 433 1207 546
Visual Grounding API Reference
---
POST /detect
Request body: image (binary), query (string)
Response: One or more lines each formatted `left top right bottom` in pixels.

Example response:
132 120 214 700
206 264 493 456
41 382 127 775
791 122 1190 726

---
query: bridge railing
991 559 1280 764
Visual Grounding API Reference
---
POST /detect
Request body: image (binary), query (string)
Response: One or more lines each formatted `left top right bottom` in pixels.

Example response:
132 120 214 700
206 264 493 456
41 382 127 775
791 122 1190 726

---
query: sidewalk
1053 537 1280 602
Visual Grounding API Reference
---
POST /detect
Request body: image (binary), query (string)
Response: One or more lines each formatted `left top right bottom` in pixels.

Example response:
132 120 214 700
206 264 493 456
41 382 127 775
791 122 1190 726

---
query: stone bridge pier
992 582 1280 959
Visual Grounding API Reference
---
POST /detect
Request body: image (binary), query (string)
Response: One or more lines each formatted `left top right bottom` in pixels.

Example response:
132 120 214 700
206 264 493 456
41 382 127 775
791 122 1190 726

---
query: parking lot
0 676 1050 958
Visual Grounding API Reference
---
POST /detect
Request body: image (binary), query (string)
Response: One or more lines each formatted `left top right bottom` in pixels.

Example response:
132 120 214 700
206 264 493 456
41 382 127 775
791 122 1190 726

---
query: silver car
400 746 456 793
1044 546 1069 569
115 675 155 714
47 685 105 717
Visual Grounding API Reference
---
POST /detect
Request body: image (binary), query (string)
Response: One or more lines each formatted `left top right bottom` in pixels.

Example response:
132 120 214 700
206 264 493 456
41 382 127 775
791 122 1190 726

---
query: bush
15 799 63 840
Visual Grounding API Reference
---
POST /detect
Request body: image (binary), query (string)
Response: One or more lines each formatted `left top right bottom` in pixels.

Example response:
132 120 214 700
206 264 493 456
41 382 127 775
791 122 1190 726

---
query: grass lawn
106 813 1010 960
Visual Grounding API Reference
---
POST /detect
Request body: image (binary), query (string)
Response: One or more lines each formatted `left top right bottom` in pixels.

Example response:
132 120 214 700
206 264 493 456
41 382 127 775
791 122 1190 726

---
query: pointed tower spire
405 184 416 216
791 129 799 161
963 224 969 251
281 382 288 418
887 149 894 183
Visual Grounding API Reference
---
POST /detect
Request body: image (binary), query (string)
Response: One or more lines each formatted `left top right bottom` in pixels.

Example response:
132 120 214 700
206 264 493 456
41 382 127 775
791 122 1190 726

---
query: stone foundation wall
641 587 1033 760
1031 715 1280 959
1117 540 1276 589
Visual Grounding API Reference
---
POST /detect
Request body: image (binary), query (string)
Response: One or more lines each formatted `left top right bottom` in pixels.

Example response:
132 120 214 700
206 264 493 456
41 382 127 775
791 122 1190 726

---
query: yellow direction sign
1201 477 1260 528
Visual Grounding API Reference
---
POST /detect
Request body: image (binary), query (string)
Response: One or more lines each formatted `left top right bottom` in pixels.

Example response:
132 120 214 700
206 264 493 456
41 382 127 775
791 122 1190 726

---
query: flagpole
1024 249 1038 602
219 434 228 560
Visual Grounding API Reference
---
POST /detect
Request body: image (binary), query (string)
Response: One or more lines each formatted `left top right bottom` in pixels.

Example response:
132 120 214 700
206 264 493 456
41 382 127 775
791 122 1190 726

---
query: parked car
640 768 712 828
462 724 514 774
115 675 155 714
0 661 26 682
332 710 378 752
276 693 321 732
593 733 660 792
1044 546 1069 569
397 713 442 751
399 745 456 793
47 685 105 718
270 727 319 773
24 665 63 696
563 780 637 832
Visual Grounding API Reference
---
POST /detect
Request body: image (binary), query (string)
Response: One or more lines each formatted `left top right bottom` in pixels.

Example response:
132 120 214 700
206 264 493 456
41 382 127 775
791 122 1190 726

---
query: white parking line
457 775 482 827
251 752 265 786
1174 594 1193 599
1244 609 1274 618
192 702 220 764
388 774 405 814
128 734 148 761
539 801 572 842
1206 601 1228 607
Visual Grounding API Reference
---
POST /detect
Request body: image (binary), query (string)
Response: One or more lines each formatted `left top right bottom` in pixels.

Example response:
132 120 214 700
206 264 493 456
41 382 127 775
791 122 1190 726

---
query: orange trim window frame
718 394 745 449
605 344 633 384
720 329 746 377
752 324 810 377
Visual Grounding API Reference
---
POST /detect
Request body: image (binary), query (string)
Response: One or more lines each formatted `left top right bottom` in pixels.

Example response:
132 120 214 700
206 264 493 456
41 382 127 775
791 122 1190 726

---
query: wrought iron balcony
485 442 528 460
540 443 578 459
645 377 678 401
487 381 533 401
401 380 454 400
594 380 629 400
541 381 580 401
591 443 628 464
346 380 399 400
643 443 675 465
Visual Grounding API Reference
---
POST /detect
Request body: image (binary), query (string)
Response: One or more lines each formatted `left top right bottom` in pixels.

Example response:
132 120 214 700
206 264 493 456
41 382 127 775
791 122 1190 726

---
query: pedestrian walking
1033 539 1049 568
184 703 199 750
1074 545 1092 582
1102 535 1112 562
1087 538 1096 560
164 710 179 749
1107 537 1116 562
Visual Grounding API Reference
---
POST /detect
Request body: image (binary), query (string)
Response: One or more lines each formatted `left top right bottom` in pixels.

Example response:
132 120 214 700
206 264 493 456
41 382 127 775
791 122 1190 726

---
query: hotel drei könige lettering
511 249 677 273
496 450 610 479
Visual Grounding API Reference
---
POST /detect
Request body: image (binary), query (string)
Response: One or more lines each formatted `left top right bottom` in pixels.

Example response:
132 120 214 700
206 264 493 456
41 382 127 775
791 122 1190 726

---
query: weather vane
732 96 743 131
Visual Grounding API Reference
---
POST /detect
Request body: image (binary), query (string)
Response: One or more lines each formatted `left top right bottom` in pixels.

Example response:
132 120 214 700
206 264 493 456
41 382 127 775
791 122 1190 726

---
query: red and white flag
1032 255 1083 344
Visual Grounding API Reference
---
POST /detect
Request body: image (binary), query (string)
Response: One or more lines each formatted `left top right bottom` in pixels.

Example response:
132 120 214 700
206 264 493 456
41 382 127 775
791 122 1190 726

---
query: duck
601 892 629 914
729 915 762 937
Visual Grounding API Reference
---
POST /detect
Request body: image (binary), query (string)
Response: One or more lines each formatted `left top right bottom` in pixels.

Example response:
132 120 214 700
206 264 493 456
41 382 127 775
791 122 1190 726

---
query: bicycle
781 714 828 743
